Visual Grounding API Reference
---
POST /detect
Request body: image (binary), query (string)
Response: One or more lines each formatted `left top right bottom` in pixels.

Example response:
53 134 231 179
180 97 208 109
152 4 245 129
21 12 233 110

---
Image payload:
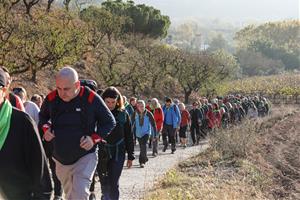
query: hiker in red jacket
212 103 222 128
206 104 216 130
178 103 190 148
146 99 152 112
150 98 164 156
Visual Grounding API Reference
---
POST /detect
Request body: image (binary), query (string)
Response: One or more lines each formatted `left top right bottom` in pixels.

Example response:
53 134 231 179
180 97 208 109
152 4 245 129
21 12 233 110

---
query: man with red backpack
39 66 116 200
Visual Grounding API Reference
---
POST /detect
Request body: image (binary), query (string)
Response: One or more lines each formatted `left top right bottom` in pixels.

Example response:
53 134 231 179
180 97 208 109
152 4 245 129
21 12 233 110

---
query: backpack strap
79 86 96 104
46 87 96 134
78 86 97 136
47 90 57 102
79 86 85 97
117 110 127 127
45 90 59 132
88 91 95 104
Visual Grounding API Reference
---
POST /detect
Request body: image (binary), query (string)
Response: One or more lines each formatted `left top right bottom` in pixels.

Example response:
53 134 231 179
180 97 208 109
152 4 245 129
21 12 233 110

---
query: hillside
147 106 300 200
211 73 300 97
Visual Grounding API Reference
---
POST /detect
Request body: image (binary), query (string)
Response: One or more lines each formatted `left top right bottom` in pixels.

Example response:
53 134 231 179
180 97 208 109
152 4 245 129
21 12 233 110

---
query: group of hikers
0 66 270 200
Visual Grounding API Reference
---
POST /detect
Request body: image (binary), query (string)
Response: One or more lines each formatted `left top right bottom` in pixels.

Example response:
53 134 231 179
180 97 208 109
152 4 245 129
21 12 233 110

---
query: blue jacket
133 110 157 138
162 104 181 128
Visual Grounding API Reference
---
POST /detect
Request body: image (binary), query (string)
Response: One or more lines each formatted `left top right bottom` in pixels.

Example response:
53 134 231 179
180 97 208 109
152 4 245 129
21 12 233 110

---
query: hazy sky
134 0 299 23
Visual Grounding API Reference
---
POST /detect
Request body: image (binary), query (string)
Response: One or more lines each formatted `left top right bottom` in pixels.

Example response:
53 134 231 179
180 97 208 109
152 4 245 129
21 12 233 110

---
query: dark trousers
49 157 62 197
190 124 201 144
90 174 96 193
138 134 149 164
100 155 125 200
162 124 176 151
175 129 179 143
148 135 153 148
152 138 158 154
179 126 188 138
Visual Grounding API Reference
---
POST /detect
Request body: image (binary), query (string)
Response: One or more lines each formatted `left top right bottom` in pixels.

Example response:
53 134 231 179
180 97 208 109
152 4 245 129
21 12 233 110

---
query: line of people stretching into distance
0 66 270 200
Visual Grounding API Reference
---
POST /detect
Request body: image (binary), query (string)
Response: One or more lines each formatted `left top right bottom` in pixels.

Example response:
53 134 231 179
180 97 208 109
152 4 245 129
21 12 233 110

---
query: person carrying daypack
189 101 203 145
150 98 164 156
162 97 181 154
94 87 135 200
178 103 190 148
39 66 116 200
132 100 157 168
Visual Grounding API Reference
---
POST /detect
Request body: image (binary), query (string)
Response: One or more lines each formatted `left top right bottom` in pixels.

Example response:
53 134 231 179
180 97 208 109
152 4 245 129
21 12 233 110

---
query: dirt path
95 141 209 200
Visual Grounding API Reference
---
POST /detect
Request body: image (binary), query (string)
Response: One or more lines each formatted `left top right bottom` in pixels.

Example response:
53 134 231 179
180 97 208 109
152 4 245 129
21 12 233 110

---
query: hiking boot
171 149 176 154
140 163 145 168
54 196 63 200
89 193 96 200
162 146 167 152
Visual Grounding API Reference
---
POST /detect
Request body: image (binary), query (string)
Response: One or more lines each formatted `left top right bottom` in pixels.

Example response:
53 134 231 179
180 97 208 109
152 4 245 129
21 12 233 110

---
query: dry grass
146 106 299 200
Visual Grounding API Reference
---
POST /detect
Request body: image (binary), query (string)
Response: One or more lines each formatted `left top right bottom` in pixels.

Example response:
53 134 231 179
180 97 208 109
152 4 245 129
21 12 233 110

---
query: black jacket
104 108 135 161
39 87 116 165
0 108 51 200
190 108 203 126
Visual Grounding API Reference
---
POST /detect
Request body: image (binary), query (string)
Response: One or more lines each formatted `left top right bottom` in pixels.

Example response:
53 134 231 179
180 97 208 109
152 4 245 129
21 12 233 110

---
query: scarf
124 101 129 108
0 100 12 150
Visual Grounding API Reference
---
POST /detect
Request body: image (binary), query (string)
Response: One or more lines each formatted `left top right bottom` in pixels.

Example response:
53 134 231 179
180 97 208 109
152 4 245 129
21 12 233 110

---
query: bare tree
23 0 40 15
63 0 71 11
46 0 55 12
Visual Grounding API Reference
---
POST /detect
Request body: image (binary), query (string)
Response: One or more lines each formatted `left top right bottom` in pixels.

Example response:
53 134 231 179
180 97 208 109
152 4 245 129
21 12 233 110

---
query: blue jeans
100 154 125 200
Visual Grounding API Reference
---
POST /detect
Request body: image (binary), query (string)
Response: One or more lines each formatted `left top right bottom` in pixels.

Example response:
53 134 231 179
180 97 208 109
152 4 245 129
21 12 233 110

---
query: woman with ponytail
98 86 135 200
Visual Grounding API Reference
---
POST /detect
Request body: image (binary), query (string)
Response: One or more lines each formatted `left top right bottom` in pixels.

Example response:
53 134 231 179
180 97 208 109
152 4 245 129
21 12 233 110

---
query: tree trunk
64 0 71 11
107 34 112 45
31 68 37 83
46 0 55 12
184 90 192 104
131 84 137 96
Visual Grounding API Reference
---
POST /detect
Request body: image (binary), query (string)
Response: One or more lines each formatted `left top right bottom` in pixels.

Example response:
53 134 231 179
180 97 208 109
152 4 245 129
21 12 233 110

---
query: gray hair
137 100 145 109
151 98 161 108
178 103 185 110
173 99 180 105
56 66 79 83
